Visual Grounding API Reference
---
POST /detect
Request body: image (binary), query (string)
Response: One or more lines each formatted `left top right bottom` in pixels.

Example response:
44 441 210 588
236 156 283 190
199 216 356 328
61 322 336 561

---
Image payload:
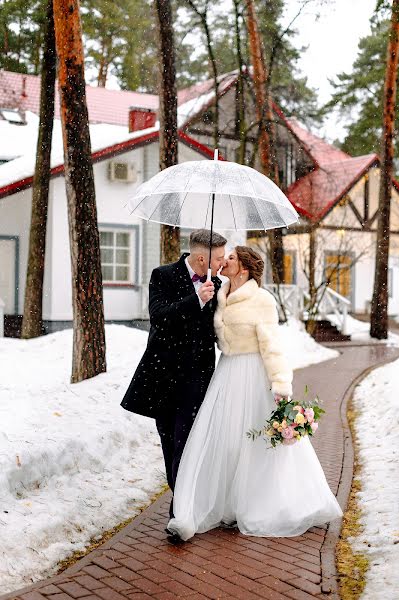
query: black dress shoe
220 521 238 529
165 527 184 544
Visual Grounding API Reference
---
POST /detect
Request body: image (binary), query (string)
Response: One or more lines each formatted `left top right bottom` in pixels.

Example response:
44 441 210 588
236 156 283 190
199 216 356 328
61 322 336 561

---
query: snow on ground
328 313 399 346
280 318 338 369
351 358 399 599
0 325 164 594
0 320 336 593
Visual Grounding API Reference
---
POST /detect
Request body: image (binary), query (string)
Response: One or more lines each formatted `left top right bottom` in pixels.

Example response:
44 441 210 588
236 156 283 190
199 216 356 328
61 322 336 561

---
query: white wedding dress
167 352 343 541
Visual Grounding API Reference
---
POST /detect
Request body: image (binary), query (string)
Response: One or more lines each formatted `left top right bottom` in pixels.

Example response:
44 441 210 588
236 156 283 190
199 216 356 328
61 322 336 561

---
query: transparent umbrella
127 150 299 277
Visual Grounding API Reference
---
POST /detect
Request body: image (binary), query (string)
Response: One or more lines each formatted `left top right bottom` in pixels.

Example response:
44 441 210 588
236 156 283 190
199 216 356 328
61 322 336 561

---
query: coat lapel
172 253 196 297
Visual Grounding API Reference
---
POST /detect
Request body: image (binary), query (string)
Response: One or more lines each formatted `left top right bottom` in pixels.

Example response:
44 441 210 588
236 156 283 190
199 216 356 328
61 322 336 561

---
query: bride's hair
235 246 264 286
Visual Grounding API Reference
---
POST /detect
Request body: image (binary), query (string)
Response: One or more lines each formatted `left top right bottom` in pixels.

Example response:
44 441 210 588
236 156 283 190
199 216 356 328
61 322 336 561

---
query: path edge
319 348 399 597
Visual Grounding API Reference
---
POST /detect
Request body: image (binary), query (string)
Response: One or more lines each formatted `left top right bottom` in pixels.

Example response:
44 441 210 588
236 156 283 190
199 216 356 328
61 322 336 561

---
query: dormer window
0 109 25 125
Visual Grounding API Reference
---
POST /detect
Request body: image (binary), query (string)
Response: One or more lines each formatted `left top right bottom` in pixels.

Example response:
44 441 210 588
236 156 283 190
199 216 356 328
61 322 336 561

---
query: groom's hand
198 280 215 304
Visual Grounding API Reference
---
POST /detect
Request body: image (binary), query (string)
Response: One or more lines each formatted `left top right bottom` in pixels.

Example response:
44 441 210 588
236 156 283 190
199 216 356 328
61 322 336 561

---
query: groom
121 229 227 517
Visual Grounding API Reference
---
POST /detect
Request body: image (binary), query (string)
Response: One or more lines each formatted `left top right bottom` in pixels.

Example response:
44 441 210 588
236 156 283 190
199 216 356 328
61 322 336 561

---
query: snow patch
351 358 399 599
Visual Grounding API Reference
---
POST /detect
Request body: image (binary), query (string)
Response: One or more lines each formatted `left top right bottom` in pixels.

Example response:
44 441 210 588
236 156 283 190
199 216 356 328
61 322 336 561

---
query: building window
388 268 393 298
283 251 296 284
324 253 352 298
100 229 134 283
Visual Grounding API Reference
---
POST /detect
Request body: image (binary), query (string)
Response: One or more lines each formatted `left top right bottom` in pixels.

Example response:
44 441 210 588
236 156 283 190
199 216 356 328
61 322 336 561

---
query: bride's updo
235 246 264 286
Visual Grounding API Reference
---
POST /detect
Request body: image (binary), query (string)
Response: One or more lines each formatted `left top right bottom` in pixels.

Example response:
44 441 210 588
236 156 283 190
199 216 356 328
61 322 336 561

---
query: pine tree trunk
233 0 246 165
370 0 399 339
155 0 180 265
53 0 106 382
306 226 317 334
21 0 56 339
246 0 284 283
246 0 272 176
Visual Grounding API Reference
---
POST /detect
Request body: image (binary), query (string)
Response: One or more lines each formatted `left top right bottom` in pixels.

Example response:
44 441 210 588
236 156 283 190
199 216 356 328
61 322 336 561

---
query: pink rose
281 427 294 439
304 408 314 423
283 438 297 445
293 405 304 414
310 421 319 433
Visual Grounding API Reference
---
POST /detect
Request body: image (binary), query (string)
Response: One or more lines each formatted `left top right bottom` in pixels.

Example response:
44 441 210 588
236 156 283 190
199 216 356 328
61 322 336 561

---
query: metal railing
302 286 351 335
265 284 351 334
264 284 304 320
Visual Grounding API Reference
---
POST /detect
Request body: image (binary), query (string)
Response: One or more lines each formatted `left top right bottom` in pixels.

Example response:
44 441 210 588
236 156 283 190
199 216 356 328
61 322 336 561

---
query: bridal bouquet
247 390 325 448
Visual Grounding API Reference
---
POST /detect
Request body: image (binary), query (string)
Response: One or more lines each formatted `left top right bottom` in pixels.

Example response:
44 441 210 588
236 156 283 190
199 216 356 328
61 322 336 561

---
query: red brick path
3 343 399 600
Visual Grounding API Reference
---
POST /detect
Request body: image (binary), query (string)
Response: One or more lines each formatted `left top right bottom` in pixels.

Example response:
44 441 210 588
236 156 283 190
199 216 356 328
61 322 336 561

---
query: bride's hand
273 393 288 404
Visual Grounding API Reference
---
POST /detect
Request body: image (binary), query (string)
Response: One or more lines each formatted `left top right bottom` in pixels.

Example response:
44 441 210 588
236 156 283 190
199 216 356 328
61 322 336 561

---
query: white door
0 239 16 314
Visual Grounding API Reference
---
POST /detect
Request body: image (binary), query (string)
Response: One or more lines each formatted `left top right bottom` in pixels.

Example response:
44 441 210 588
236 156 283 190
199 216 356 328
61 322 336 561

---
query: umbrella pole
207 191 216 281
207 148 219 281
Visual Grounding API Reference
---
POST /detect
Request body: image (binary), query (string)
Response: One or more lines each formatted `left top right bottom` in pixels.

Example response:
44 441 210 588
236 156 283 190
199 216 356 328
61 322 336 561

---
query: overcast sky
283 0 378 140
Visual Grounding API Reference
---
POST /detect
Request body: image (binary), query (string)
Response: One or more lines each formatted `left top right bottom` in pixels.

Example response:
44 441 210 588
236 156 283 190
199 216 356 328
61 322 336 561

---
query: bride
167 246 342 541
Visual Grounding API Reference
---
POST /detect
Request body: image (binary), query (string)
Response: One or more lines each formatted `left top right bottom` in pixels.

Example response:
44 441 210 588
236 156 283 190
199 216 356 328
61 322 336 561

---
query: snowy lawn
328 313 399 345
0 320 337 593
350 358 399 599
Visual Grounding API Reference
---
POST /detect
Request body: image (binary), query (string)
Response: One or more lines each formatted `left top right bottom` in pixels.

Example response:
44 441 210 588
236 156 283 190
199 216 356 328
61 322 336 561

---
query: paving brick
99 576 135 592
289 568 321 585
292 557 322 574
196 571 261 600
21 593 47 600
83 565 111 580
228 573 290 600
117 557 147 572
129 577 164 595
39 586 62 596
285 588 319 600
91 556 118 570
44 595 73 600
57 582 90 598
172 570 223 599
288 576 322 595
161 579 201 596
94 588 127 600
107 567 141 583
256 575 295 593
125 550 153 563
111 542 135 553
73 575 104 591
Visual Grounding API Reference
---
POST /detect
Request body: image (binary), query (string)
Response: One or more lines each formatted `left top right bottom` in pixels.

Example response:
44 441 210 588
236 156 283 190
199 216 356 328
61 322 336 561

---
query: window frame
98 224 139 288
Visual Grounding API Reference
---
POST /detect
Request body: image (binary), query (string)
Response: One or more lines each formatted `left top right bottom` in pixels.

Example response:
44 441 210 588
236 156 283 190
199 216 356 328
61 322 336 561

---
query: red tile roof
0 69 383 222
287 154 378 221
0 129 220 199
0 70 158 126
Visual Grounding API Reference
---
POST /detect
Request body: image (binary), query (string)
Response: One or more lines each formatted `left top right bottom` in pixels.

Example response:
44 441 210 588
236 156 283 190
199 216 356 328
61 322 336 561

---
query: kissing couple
121 229 342 542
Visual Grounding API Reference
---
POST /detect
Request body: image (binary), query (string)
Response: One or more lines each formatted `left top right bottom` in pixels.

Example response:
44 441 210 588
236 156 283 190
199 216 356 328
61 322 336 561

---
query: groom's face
199 246 226 276
210 246 227 276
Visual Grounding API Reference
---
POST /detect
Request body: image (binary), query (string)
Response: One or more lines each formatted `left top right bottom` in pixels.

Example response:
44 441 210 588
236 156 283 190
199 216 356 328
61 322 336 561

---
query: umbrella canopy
127 158 298 231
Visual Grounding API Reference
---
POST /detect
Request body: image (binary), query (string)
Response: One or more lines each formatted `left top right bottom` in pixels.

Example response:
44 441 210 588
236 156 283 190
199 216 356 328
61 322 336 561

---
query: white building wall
49 147 146 322
0 188 31 314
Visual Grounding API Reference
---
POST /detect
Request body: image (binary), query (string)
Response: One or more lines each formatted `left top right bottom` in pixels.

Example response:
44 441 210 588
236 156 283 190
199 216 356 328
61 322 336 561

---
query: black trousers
156 378 209 518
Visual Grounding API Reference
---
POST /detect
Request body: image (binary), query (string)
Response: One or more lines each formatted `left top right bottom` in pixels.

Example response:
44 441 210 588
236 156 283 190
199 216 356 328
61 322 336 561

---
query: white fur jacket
214 278 293 397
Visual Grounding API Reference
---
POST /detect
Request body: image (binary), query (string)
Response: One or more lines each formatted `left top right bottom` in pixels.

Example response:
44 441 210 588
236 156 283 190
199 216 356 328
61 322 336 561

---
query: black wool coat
121 254 221 419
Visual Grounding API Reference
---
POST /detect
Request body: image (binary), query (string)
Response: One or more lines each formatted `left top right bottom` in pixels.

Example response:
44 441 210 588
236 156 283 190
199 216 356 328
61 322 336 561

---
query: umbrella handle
207 268 212 282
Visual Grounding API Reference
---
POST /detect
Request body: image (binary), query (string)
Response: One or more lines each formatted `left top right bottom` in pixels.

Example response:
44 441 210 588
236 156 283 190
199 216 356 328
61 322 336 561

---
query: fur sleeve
255 292 293 397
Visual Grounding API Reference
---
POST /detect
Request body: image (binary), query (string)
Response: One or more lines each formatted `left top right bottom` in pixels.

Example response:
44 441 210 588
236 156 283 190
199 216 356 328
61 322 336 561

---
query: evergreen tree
0 0 45 74
326 17 399 156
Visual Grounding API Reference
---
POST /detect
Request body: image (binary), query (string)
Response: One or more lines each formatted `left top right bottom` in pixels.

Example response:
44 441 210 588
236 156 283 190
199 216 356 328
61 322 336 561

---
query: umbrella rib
146 195 166 223
228 194 237 230
204 193 212 228
173 191 189 226
243 169 268 230
129 194 151 214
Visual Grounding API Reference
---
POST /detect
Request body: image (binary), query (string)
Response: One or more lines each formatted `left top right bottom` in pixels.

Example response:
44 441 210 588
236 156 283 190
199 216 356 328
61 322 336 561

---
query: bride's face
220 250 240 279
